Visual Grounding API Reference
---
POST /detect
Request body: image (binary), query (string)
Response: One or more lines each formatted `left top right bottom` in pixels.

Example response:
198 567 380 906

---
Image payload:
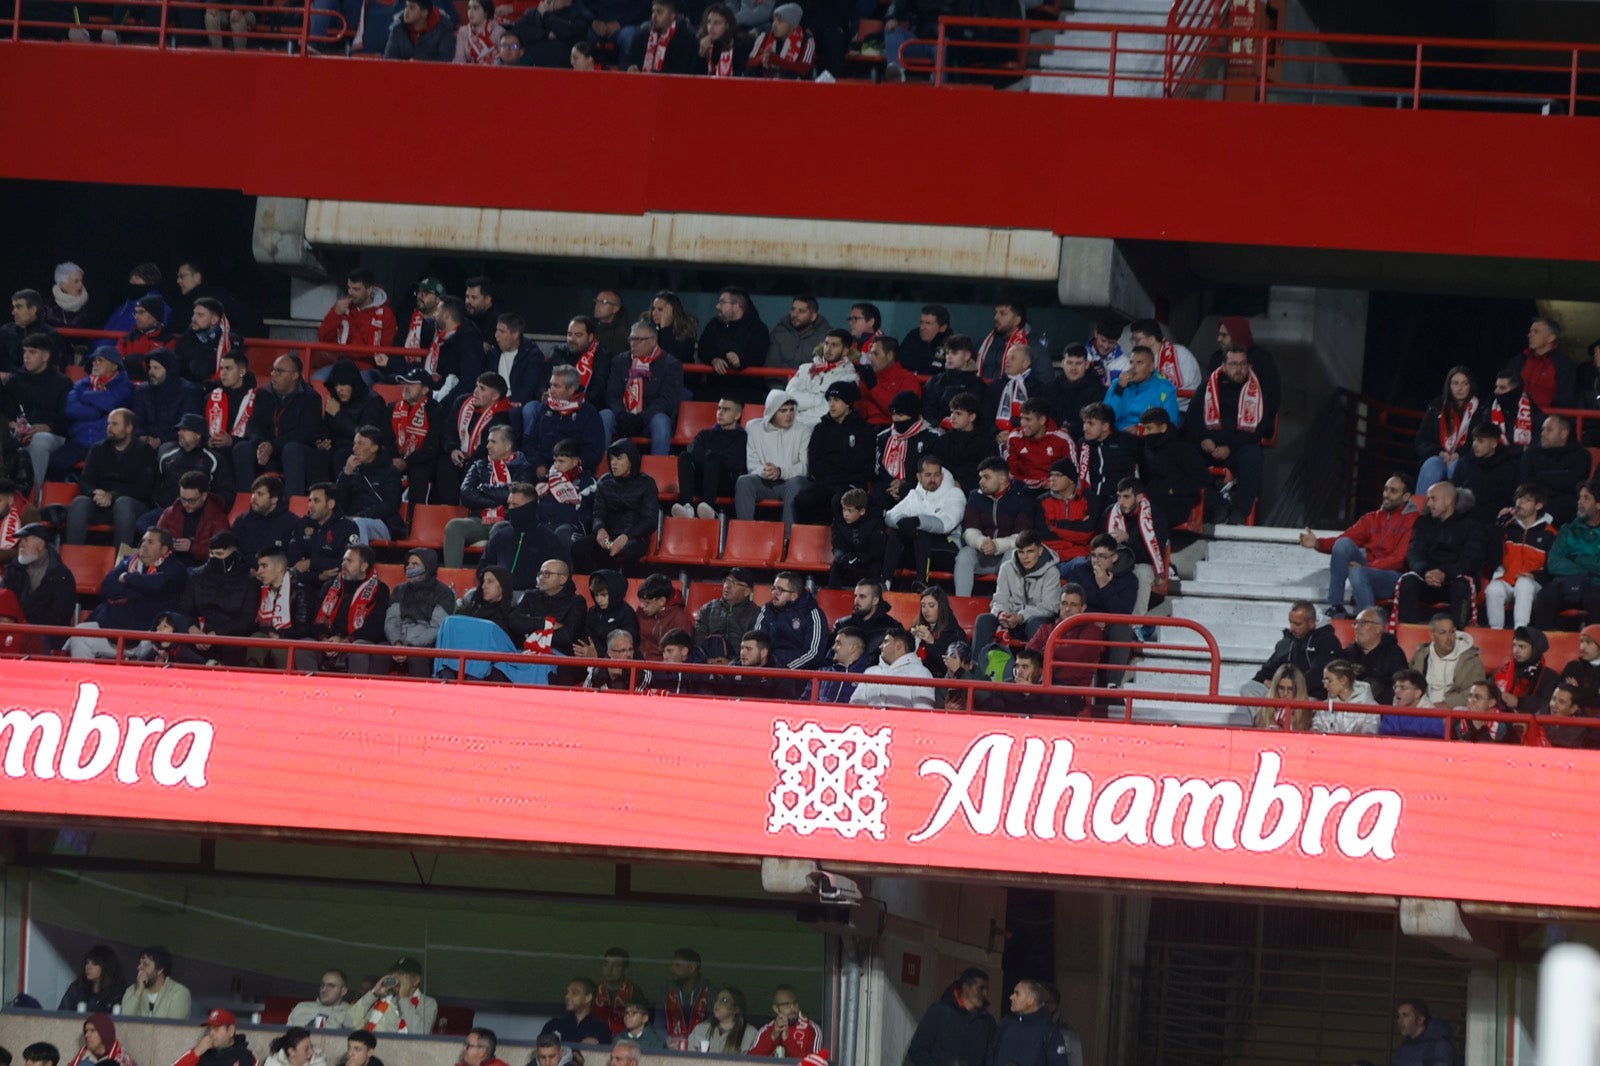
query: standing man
987 980 1068 1066
595 948 641 1036
1299 473 1418 619
906 968 993 1066
1505 316 1574 411
656 949 715 1052
749 987 822 1057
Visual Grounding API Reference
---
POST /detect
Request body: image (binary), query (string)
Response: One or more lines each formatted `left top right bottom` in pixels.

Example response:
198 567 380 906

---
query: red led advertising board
1 661 1593 908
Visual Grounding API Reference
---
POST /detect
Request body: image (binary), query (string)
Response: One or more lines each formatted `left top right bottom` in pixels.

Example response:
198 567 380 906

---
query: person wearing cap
395 279 446 357
1 288 68 373
65 408 157 550
385 368 444 505
71 1013 135 1066
173 298 244 388
386 0 455 59
2 522 75 627
627 0 698 72
116 294 176 378
783 327 858 429
240 353 321 499
172 1010 255 1066
1038 459 1094 564
1205 316 1281 415
131 348 203 449
4 333 71 490
0 479 41 567
55 347 135 476
119 946 191 1020
603 321 684 457
354 958 437 1034
735 390 813 534
692 568 759 663
874 389 938 509
796 379 874 525
153 471 233 564
572 440 658 574
857 335 920 429
672 394 747 521
746 2 812 77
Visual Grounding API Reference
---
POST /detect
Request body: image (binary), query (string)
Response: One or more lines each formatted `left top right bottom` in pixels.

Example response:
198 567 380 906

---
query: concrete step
1210 524 1326 544
1202 538 1332 565
1179 578 1326 603
1127 698 1255 728
1066 0 1172 13
1171 596 1304 629
1156 617 1288 650
1191 559 1326 588
1134 661 1255 693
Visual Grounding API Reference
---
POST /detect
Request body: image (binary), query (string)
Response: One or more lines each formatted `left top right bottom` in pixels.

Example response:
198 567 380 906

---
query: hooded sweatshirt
130 349 202 441
1311 679 1378 735
317 287 396 369
990 544 1062 622
1493 625 1556 717
1410 629 1485 710
905 981 996 1066
385 548 456 648
849 650 936 709
584 569 639 649
591 440 659 544
745 389 813 480
885 464 966 535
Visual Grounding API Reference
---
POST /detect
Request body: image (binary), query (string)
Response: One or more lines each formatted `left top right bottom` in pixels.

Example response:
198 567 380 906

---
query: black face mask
206 556 229 573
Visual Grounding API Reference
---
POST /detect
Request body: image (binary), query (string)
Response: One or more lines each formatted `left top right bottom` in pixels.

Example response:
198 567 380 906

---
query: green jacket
1547 517 1600 577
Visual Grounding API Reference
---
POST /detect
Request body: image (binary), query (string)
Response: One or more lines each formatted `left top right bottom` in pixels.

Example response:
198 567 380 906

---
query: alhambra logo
767 723 1402 860
0 682 213 786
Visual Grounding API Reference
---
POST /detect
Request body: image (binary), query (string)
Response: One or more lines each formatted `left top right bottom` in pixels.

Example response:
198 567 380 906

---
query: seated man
640 629 709 696
505 558 585 656
572 441 658 575
1076 402 1137 524
486 483 576 592
585 628 643 692
604 321 685 455
171 1010 253 1066
695 568 759 664
755 571 830 674
746 1 813 78
874 390 939 511
1532 479 1600 630
117 294 175 375
985 343 1052 436
1184 344 1275 525
239 354 320 498
849 628 936 709
1106 476 1169 619
636 573 692 660
1541 682 1600 749
694 287 770 398
147 413 233 528
829 578 900 661
735 390 813 533
1134 407 1207 530
288 483 362 587
523 365 607 477
1101 344 1179 431
8 334 72 491
881 456 964 587
201 350 258 492
178 532 257 666
352 957 438 1034
1299 472 1417 619
1055 344 1106 435
749 986 822 1057
628 0 698 72
982 648 1056 716
829 487 884 590
490 312 546 405
65 407 156 549
72 1015 132 1066
1239 600 1340 702
435 372 515 507
768 294 832 372
1039 459 1095 565
531 439 596 544
1396 481 1486 627
815 626 870 703
1026 582 1104 715
1518 413 1589 525
443 425 534 568
956 457 1039 598
1407 613 1484 710
344 1033 380 1066
1000 398 1075 492
537 973 611 1043
716 629 793 700
130 348 201 447
1338 607 1408 705
921 334 982 426
385 0 455 60
1485 481 1556 630
971 530 1061 653
595 947 642 1036
311 545 391 674
933 391 997 499
1128 319 1202 410
1492 624 1556 717
384 550 458 676
798 380 875 524
784 329 858 428
153 470 231 565
118 945 192 1019
334 426 405 544
672 394 747 521
245 546 314 670
1378 668 1438 738
456 1030 508 1066
172 297 244 386
287 970 355 1029
2 522 74 628
231 474 300 559
66 528 188 660
1454 423 1519 519
858 334 921 428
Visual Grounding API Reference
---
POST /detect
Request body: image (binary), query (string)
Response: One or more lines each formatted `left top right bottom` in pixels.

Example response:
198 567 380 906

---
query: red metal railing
913 17 1600 114
1162 0 1227 97
6 0 345 50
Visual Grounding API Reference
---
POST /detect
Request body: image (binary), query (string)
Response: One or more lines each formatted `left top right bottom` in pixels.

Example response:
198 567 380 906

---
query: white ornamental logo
768 722 891 839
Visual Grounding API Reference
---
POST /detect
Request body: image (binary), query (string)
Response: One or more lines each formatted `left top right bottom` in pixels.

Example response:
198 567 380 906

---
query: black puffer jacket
179 550 259 636
591 441 659 542
510 577 588 653
906 982 995 1066
584 569 639 648
2 547 76 627
1405 499 1488 580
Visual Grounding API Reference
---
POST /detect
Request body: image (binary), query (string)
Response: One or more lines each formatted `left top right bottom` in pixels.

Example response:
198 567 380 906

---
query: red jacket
1028 616 1103 687
1039 491 1095 561
638 598 693 661
859 361 922 426
1314 500 1419 573
1003 427 1075 490
157 496 233 563
317 289 396 370
750 1015 822 1058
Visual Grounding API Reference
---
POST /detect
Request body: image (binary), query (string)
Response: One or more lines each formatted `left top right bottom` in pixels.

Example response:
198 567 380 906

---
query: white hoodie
885 464 965 535
746 389 813 479
785 356 859 427
1313 679 1379 735
850 651 936 709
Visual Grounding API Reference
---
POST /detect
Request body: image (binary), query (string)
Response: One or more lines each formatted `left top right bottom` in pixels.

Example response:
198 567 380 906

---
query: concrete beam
1398 898 1501 960
1056 237 1154 321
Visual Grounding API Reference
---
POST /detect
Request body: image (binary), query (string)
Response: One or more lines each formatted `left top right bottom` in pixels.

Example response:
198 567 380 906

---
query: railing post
298 0 311 54
933 21 946 87
156 0 170 48
11 0 21 43
1411 42 1423 109
1107 28 1117 96
1570 49 1580 115
1255 29 1267 102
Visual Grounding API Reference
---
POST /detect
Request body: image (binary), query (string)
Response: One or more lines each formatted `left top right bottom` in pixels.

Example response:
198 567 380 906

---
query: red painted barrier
3 657 1599 907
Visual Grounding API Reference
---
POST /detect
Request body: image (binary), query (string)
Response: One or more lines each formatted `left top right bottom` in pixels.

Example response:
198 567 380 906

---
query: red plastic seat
687 581 723 614
722 520 783 569
433 1006 475 1036
642 455 680 501
646 517 719 567
672 401 719 448
815 587 852 621
372 562 407 588
435 567 478 599
783 524 831 572
950 595 986 635
59 544 115 596
382 504 467 551
259 995 299 1026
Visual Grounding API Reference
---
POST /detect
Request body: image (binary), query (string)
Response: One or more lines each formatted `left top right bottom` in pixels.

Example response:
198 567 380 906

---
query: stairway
1129 523 1339 727
1027 0 1174 97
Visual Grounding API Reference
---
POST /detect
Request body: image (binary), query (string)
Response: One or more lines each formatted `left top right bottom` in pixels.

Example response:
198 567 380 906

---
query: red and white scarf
881 418 923 480
211 313 232 379
708 39 734 76
479 459 513 523
977 324 1028 382
257 575 294 632
1202 365 1264 431
207 386 254 438
807 354 845 378
426 326 450 377
89 372 113 391
0 498 26 550
124 555 153 576
463 22 496 63
537 465 583 505
1155 340 1181 386
545 395 582 417
391 397 431 457
750 26 809 68
854 329 883 365
316 574 382 632
1491 392 1534 447
642 20 677 71
364 992 423 1033
1107 493 1167 594
570 339 599 393
404 308 428 348
663 983 711 1051
1075 433 1092 490
1437 396 1479 454
996 371 1028 430
457 396 511 453
624 347 660 415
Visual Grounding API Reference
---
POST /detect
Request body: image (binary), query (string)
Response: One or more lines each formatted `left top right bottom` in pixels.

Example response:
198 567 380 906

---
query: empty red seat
646 517 719 567
642 455 680 501
722 520 783 569
382 504 467 551
38 481 78 509
672 401 719 448
784 524 831 572
59 544 115 596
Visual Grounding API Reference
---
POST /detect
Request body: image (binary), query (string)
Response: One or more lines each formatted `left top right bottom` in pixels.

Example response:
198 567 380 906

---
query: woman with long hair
642 291 698 361
58 946 125 1013
1253 663 1313 732
1313 660 1379 735
910 586 966 679
265 1028 323 1066
1415 365 1484 492
686 987 757 1053
698 3 745 75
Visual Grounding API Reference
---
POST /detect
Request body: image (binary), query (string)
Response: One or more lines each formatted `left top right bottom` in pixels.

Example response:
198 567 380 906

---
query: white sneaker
670 503 692 519
696 502 717 521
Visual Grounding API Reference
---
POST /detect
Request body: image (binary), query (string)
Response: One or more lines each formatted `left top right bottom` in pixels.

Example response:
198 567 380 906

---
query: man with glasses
238 354 320 497
153 470 231 564
1336 607 1408 705
590 295 630 372
603 324 684 456
755 571 829 675
750 986 821 1057
694 567 759 663
673 393 747 520
845 302 883 363
454 1030 507 1066
287 970 355 1029
696 287 770 400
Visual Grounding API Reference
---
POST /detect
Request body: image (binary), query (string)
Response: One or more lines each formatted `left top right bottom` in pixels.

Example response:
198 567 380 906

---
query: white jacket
785 357 859 427
1313 680 1379 735
746 389 813 480
850 651 936 709
884 465 965 535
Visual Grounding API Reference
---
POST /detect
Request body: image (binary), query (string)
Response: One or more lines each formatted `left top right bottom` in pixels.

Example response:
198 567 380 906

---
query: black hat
175 413 206 434
15 522 52 542
395 367 432 385
823 381 860 405
209 531 239 551
1048 458 1077 480
135 294 165 317
726 567 757 586
889 390 921 418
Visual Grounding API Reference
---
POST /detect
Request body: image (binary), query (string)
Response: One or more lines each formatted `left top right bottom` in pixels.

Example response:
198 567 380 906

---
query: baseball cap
389 956 424 975
416 278 446 296
204 1009 237 1028
15 522 52 542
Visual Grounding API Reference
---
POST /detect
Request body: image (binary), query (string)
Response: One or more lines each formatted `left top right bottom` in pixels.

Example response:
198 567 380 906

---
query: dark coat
3 365 71 431
1340 633 1409 705
79 437 158 505
484 500 574 591
604 350 684 434
591 442 659 542
247 381 322 453
173 326 245 385
231 497 301 559
807 413 875 497
1518 439 1591 526
934 428 999 497
130 359 203 442
335 454 406 533
179 551 259 636
986 1008 1068 1066
1252 621 1342 700
523 401 607 473
2 547 76 627
90 552 187 632
287 508 364 578
459 452 537 516
626 16 700 72
1405 505 1488 581
922 367 983 423
385 7 455 59
509 579 588 652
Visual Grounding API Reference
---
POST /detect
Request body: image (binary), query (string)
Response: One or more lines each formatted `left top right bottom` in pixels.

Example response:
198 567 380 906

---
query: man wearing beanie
385 0 454 60
130 348 202 449
56 347 134 476
749 1 813 77
71 1015 134 1066
116 294 175 378
874 390 938 509
1038 458 1095 563
798 379 875 524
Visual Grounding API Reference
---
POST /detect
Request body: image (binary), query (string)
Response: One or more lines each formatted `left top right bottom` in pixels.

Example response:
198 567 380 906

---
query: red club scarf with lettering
977 324 1028 382
1437 396 1480 454
89 372 113 391
257 574 294 631
212 313 233 378
463 22 496 63
1155 340 1182 387
545 395 582 417
995 372 1028 431
0 497 25 549
537 464 583 505
316 574 382 633
1106 493 1167 594
207 386 254 438
570 339 599 393
663 983 711 1051
595 980 635 1034
624 347 661 415
391 398 432 457
750 25 809 68
708 39 735 75
479 459 513 523
1491 392 1533 447
881 418 924 480
854 329 883 364
404 308 427 348
1202 366 1264 432
1075 434 1092 494
364 993 423 1032
457 397 512 453
642 20 677 71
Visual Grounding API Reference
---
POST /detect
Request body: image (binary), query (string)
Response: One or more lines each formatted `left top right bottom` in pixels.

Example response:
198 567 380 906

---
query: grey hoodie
384 548 456 647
